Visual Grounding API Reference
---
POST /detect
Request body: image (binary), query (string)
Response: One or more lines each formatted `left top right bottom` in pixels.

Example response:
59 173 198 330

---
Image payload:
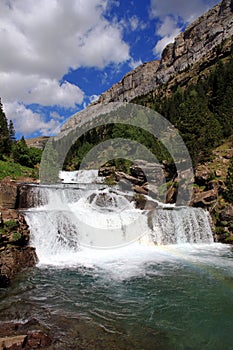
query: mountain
62 0 233 132
92 0 233 105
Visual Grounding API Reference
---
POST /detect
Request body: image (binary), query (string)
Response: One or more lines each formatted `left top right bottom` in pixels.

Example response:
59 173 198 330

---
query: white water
24 183 214 266
59 170 105 184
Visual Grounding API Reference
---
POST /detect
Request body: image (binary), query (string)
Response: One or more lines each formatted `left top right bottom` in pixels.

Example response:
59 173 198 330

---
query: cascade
24 173 214 264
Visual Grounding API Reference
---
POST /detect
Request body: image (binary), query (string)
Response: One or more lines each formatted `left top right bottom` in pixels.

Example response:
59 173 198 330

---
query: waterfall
149 207 213 245
24 180 214 264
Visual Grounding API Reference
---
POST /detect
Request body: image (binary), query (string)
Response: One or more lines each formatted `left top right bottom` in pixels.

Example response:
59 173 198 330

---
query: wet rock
115 171 144 185
0 335 27 349
0 247 38 288
132 185 148 195
99 166 116 177
26 331 52 349
0 207 37 287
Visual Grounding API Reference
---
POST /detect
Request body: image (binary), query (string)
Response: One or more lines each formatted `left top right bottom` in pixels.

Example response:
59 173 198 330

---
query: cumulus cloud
0 0 130 135
150 0 218 23
153 17 182 56
150 0 219 56
4 102 61 136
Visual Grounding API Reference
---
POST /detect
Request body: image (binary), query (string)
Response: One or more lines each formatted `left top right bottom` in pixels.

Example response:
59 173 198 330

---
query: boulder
220 205 233 223
0 335 27 349
130 160 165 184
0 247 38 288
191 188 218 207
115 171 144 185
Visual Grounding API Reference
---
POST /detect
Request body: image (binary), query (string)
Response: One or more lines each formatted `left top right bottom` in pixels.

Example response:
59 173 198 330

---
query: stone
26 331 52 348
220 205 233 223
61 0 233 133
115 171 144 185
99 166 116 177
0 335 27 349
0 179 18 209
0 247 38 288
195 166 211 185
191 188 218 207
132 185 148 195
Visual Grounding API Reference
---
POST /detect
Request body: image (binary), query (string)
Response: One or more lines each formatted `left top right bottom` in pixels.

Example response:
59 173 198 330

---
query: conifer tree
0 98 11 158
9 119 16 142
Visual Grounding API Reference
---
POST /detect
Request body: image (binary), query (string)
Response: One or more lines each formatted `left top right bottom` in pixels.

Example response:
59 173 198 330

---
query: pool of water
0 243 233 349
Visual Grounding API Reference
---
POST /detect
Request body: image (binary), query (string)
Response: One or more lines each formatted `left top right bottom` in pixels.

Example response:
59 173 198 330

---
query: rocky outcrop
0 208 38 287
0 178 18 209
25 136 49 150
92 0 233 105
97 60 160 104
61 0 233 132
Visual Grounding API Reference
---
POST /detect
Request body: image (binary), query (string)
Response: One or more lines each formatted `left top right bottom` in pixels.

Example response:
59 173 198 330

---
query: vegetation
0 156 39 180
224 157 233 203
133 57 233 167
0 99 41 179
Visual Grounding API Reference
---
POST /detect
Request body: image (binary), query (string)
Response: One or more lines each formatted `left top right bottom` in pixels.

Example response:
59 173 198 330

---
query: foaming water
16 182 233 349
1 243 232 350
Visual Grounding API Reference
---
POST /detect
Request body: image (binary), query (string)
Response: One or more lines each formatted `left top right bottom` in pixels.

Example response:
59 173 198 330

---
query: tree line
0 99 42 168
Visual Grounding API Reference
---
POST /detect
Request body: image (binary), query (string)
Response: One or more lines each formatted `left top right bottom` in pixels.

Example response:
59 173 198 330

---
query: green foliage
11 232 22 242
133 57 233 167
63 123 173 171
224 157 233 203
0 220 19 236
0 99 11 159
8 120 16 142
0 157 39 180
4 220 19 231
12 136 33 167
12 137 42 168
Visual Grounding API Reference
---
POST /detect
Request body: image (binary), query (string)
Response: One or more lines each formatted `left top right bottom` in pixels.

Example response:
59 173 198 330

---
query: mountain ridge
91 0 233 105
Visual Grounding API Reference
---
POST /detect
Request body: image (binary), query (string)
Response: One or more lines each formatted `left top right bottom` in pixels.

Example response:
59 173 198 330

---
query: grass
0 157 39 180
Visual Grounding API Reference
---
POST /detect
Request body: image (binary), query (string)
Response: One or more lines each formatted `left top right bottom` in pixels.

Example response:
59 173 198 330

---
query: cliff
93 0 233 105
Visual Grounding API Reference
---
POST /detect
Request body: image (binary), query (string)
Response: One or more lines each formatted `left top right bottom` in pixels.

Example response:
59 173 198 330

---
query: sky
0 0 219 139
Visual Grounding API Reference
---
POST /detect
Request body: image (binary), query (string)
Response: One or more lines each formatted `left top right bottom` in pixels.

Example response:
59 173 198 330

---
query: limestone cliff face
93 0 233 104
97 60 160 104
61 0 233 132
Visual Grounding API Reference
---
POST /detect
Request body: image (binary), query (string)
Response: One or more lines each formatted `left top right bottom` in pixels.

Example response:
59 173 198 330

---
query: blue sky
0 0 219 139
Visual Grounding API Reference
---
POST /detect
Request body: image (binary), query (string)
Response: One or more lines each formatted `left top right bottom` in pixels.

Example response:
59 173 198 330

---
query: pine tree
12 136 33 167
0 98 11 158
9 119 16 142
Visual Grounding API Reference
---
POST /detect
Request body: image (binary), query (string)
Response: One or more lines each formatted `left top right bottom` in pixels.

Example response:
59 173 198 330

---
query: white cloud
150 0 218 23
0 0 131 135
150 0 219 56
89 95 100 103
4 101 61 136
153 17 181 56
50 111 65 121
0 72 84 108
129 59 143 70
129 15 140 31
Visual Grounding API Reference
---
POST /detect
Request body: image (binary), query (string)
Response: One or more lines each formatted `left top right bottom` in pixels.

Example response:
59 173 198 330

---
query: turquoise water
1 243 233 349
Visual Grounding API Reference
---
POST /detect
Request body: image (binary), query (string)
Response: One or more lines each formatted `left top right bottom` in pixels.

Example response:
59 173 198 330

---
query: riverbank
0 177 38 288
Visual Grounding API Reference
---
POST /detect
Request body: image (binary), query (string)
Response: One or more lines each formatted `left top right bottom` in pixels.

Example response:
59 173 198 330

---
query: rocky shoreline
0 178 38 288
